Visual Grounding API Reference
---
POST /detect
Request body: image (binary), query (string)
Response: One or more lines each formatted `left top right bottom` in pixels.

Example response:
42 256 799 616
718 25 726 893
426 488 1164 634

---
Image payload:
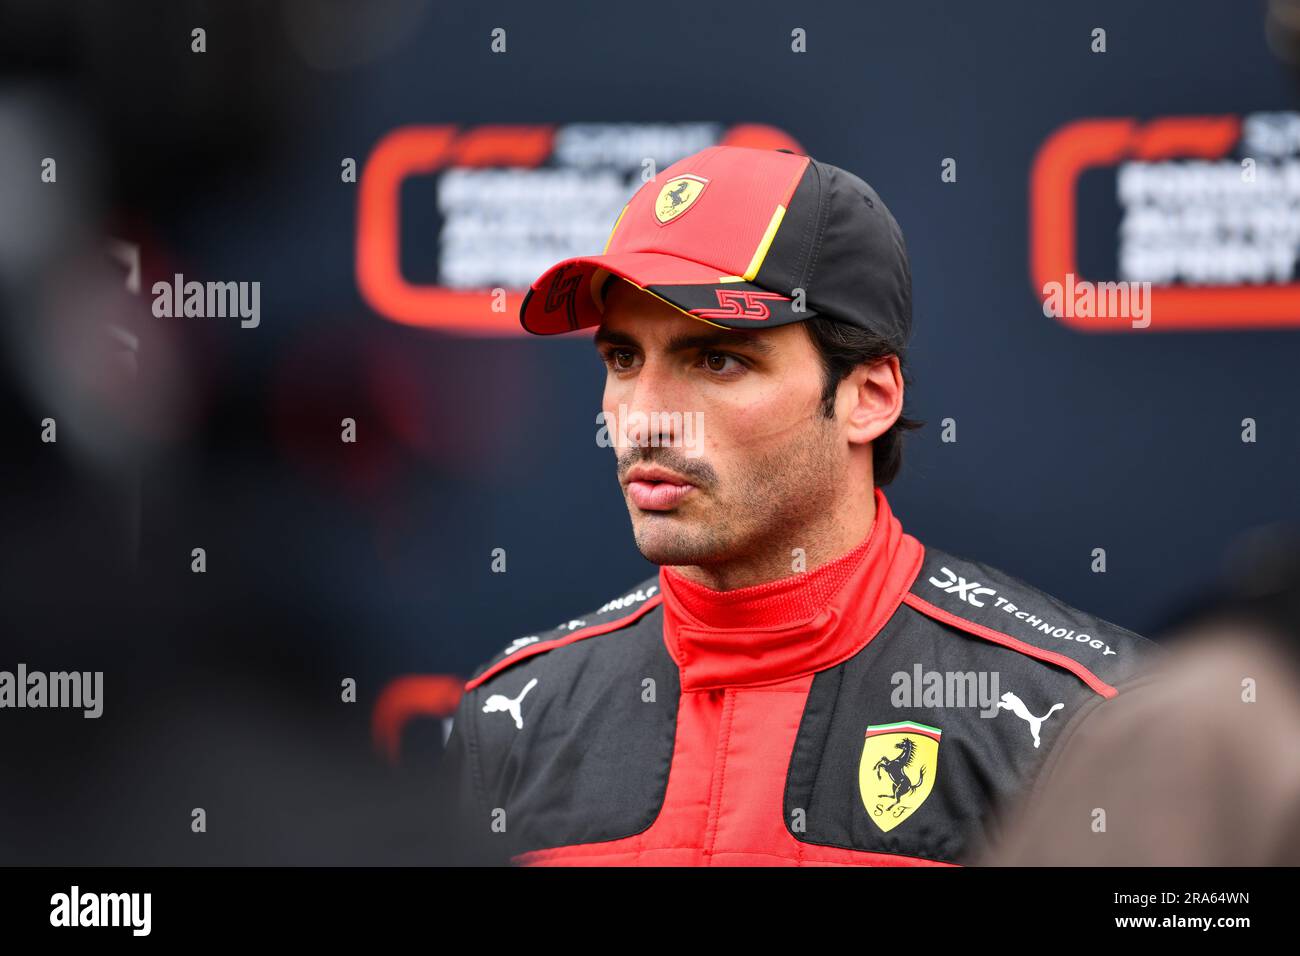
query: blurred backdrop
1 0 1298 863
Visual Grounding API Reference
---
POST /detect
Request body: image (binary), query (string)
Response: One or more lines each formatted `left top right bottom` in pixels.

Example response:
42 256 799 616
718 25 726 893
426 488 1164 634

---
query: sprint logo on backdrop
1030 111 1300 331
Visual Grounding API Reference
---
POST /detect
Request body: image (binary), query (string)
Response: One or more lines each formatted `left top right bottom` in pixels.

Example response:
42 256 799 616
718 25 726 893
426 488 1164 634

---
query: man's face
594 279 849 569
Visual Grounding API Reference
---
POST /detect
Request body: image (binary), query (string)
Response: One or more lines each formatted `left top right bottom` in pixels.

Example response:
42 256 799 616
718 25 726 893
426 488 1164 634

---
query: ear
837 355 903 447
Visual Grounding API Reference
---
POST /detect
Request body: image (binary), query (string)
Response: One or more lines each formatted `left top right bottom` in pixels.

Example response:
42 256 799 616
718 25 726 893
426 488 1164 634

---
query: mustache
616 446 718 488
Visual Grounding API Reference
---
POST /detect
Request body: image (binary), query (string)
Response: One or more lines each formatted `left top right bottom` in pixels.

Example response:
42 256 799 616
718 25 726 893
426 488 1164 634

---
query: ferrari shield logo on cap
654 174 709 224
859 722 941 832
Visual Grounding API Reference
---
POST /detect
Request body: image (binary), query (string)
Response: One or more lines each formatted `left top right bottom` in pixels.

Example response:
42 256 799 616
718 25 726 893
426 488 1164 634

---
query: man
434 145 1162 866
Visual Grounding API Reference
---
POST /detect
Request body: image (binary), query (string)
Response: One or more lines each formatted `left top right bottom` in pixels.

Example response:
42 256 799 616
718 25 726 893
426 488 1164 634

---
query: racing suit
435 488 1163 866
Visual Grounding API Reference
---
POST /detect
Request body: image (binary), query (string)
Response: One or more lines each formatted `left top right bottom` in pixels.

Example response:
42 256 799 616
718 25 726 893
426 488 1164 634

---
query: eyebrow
592 325 776 356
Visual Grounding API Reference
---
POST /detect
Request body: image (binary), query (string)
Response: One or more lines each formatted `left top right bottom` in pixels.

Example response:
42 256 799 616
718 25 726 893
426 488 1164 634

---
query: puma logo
997 691 1063 748
482 678 538 730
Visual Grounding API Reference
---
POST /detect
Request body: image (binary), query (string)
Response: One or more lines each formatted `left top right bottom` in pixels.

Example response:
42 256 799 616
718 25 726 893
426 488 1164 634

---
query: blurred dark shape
281 0 430 71
979 526 1300 866
0 0 311 215
1267 0 1300 76
0 2 445 865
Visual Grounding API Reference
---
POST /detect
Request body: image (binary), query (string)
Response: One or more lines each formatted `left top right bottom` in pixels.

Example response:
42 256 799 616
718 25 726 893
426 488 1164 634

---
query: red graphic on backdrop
356 123 803 335
1030 114 1300 332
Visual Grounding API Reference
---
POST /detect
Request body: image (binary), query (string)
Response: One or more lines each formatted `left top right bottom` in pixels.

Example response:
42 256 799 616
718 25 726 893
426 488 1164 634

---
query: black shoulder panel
782 547 1167 864
468 574 661 686
451 576 677 858
907 546 1164 691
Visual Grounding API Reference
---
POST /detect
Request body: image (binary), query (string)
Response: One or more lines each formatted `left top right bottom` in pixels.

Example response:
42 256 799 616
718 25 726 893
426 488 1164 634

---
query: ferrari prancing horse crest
859 722 941 832
655 174 709 224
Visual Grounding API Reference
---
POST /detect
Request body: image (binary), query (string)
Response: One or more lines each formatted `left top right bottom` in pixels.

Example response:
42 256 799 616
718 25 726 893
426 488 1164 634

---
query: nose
619 355 682 450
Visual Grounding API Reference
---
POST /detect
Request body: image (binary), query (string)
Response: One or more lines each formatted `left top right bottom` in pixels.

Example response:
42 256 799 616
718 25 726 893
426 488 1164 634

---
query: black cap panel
750 154 912 349
752 159 824 304
806 162 912 349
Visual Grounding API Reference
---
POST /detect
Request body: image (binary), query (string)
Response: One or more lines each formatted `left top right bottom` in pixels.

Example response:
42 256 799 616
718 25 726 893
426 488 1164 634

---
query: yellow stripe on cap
741 204 786 281
603 203 629 254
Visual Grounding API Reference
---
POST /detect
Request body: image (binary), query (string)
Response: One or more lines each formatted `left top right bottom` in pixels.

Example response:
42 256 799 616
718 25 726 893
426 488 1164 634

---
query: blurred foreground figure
981 530 1300 866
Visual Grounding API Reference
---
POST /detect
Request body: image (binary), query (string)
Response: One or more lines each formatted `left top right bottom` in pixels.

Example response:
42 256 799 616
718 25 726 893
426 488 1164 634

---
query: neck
656 487 922 690
667 488 878 591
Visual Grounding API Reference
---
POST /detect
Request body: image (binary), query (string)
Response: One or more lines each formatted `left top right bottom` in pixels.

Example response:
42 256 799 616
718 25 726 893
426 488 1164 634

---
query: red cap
519 146 808 333
518 144 912 346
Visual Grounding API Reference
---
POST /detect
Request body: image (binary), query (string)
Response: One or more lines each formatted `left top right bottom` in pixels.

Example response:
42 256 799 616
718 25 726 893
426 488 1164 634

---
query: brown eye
614 349 635 369
704 351 731 372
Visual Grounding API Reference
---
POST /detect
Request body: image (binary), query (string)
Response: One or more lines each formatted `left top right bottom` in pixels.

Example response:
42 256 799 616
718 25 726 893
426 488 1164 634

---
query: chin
630 512 721 566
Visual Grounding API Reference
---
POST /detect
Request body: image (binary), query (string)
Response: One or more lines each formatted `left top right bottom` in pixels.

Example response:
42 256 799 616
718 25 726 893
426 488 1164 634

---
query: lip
625 464 694 486
624 464 696 512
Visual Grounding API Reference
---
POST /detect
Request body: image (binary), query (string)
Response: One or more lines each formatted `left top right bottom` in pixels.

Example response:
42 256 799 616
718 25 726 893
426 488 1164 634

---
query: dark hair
802 317 923 487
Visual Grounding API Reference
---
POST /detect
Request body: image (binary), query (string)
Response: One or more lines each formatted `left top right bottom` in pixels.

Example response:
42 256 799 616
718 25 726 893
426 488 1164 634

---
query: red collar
658 488 925 691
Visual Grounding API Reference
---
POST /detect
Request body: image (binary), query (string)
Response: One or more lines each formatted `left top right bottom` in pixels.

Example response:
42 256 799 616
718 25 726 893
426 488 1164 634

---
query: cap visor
520 252 749 334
